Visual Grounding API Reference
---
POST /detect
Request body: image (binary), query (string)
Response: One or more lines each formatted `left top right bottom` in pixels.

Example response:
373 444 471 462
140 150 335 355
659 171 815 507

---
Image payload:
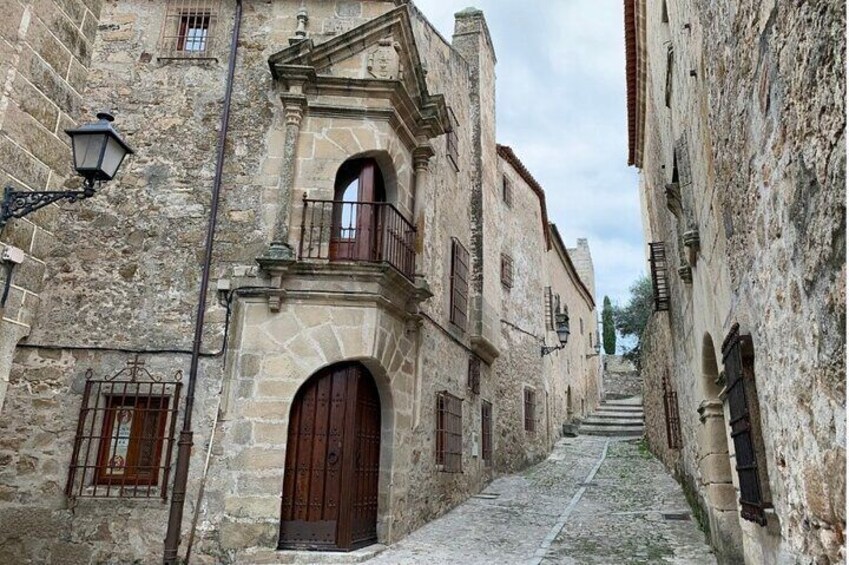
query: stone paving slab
358 435 715 565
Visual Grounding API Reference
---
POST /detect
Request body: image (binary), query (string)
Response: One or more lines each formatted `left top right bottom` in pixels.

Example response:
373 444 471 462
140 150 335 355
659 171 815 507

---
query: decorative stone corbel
665 182 683 220
683 228 700 266
697 399 724 424
678 260 693 284
255 253 295 312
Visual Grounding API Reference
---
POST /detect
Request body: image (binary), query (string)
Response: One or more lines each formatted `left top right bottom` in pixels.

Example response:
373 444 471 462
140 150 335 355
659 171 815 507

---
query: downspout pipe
162 1 243 562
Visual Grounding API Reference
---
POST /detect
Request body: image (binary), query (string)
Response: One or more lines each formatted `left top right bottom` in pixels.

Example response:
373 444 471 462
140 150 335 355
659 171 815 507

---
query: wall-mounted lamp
1 112 134 229
541 312 570 357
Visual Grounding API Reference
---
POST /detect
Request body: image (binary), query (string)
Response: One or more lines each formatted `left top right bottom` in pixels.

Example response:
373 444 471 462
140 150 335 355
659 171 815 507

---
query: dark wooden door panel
279 362 381 551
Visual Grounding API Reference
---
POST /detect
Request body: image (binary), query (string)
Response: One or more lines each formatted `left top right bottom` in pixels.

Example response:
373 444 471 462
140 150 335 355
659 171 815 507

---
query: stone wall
631 0 845 562
601 354 640 399
0 1 604 562
0 0 103 410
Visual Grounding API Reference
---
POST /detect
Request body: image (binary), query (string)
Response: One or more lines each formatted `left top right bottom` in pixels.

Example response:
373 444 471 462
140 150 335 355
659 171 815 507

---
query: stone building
625 0 845 563
0 1 600 562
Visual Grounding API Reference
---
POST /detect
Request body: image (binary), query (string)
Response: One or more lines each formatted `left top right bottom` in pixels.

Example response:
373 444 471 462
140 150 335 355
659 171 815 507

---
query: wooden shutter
662 371 682 449
648 242 670 311
449 239 469 331
481 401 492 465
524 388 536 432
436 392 463 473
544 287 554 331
722 325 767 526
446 108 459 171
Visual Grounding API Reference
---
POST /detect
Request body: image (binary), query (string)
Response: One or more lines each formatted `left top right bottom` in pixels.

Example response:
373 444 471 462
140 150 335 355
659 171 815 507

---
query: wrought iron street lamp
0 112 134 229
541 312 571 356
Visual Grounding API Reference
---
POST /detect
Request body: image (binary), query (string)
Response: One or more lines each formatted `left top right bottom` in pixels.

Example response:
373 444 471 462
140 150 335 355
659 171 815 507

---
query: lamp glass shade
555 312 570 345
65 113 134 183
100 136 128 180
71 133 107 173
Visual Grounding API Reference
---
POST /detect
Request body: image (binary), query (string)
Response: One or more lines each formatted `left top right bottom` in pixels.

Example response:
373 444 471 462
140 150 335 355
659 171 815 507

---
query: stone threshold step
597 405 645 411
237 544 388 564
581 428 644 437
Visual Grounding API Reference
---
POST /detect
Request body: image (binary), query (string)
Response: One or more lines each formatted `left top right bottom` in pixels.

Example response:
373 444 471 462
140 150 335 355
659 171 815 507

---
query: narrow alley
365 434 715 564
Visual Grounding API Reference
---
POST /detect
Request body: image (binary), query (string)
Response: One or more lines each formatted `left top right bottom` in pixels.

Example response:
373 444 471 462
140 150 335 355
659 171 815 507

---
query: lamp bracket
1 181 97 228
541 343 565 357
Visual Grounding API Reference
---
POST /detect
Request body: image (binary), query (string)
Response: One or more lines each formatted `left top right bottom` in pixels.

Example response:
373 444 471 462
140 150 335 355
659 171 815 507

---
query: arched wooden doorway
278 362 381 551
330 158 386 263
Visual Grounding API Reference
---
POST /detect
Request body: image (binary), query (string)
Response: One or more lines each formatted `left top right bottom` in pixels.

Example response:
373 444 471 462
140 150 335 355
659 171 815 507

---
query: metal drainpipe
162 0 243 562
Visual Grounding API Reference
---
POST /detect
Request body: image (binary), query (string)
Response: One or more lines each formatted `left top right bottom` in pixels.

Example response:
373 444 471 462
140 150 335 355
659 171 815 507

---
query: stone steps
579 396 644 438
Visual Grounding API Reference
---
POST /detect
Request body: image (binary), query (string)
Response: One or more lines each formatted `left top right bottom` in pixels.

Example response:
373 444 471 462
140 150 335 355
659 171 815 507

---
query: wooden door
279 363 381 551
330 161 379 263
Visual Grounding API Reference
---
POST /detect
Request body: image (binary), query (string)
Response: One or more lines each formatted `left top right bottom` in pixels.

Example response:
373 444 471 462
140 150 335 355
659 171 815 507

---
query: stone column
411 143 434 254
271 92 307 255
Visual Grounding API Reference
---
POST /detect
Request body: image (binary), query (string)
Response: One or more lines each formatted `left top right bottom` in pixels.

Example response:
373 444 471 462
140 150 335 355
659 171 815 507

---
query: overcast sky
413 0 645 308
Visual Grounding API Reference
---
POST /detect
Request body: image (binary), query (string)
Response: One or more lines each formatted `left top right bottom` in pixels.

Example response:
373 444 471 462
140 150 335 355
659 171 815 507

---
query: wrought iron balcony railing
298 198 416 280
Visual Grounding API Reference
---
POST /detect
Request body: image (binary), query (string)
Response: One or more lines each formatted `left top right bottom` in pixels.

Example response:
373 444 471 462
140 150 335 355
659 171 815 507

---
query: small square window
178 14 210 52
159 1 220 59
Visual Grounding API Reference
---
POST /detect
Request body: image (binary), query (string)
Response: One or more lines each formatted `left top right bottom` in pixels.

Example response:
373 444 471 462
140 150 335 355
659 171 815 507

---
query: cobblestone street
366 436 716 565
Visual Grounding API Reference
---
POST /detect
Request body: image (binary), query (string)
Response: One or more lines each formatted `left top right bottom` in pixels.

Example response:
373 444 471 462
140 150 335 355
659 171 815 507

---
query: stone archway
278 361 381 551
697 333 743 562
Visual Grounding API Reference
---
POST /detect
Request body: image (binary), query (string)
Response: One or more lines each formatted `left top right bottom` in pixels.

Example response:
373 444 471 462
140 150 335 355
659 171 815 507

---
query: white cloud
412 0 643 306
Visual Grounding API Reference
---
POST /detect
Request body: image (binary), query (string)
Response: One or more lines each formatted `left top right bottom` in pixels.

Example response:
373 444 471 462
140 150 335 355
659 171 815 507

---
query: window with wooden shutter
446 108 459 171
449 239 469 331
722 324 768 526
502 175 512 207
662 371 682 449
500 254 514 289
436 392 463 473
544 287 554 331
524 388 536 432
481 401 492 465
468 356 481 395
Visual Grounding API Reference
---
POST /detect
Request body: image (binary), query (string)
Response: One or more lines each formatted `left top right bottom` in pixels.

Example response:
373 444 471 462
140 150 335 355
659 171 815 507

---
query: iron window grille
66 356 182 500
662 371 683 449
436 391 463 473
449 238 469 331
502 175 512 207
468 355 481 395
481 400 493 465
722 324 769 526
649 242 671 311
501 253 514 289
524 388 536 432
446 108 459 171
158 0 220 59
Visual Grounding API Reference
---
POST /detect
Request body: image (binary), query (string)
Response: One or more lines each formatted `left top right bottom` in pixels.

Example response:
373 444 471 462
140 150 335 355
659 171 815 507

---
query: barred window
66 357 182 499
649 242 671 311
502 175 512 207
723 325 770 526
159 1 220 59
523 388 536 432
468 355 481 395
446 108 459 171
481 400 492 465
436 392 462 473
501 253 513 289
662 371 682 449
449 238 469 331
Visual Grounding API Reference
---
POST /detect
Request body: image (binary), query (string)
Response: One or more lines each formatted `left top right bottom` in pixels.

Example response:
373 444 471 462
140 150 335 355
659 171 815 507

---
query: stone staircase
580 395 644 437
